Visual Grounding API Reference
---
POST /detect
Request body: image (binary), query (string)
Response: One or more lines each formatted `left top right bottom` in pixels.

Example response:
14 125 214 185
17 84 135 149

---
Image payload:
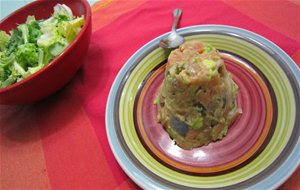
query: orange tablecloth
1 0 299 189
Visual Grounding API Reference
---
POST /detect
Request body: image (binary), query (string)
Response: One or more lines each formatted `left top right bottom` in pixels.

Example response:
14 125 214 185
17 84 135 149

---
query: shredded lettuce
0 4 84 88
0 31 10 51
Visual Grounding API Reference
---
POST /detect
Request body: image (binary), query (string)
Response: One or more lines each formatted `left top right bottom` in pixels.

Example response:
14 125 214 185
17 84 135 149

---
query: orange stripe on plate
0 105 51 189
36 88 117 189
222 0 300 42
91 0 147 31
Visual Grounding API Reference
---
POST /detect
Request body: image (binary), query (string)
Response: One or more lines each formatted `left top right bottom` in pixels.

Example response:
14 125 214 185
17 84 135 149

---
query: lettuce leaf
0 31 10 51
0 3 84 88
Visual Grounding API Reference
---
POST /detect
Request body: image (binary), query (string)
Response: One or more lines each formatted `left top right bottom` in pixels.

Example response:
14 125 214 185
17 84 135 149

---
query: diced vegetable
191 117 203 129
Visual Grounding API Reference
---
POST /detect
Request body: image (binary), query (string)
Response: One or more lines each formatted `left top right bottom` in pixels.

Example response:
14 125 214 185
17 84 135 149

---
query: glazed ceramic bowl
0 0 91 104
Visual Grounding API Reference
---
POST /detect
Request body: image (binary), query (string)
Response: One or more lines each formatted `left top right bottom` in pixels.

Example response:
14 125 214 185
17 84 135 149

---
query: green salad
0 4 84 88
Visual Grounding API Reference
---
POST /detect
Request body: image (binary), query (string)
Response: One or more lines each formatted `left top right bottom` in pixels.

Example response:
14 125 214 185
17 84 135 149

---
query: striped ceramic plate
106 25 300 189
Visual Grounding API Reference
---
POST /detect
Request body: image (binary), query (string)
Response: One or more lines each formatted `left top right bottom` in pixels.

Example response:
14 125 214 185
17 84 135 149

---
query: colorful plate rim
105 25 300 190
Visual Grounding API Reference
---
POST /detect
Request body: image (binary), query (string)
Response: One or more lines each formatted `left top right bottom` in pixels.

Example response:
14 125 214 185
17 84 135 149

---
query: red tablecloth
1 0 299 189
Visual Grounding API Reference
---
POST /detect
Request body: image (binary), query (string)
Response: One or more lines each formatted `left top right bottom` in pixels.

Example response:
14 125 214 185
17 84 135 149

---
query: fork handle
171 8 182 32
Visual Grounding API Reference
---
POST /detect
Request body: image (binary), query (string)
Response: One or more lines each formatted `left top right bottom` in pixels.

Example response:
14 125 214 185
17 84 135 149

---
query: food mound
155 40 241 149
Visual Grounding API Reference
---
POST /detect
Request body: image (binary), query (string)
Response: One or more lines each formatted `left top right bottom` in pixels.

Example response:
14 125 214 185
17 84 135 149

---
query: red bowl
0 0 92 104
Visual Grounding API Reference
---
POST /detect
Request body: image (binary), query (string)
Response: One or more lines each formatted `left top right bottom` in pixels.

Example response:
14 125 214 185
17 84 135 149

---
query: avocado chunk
191 117 204 129
203 59 218 78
